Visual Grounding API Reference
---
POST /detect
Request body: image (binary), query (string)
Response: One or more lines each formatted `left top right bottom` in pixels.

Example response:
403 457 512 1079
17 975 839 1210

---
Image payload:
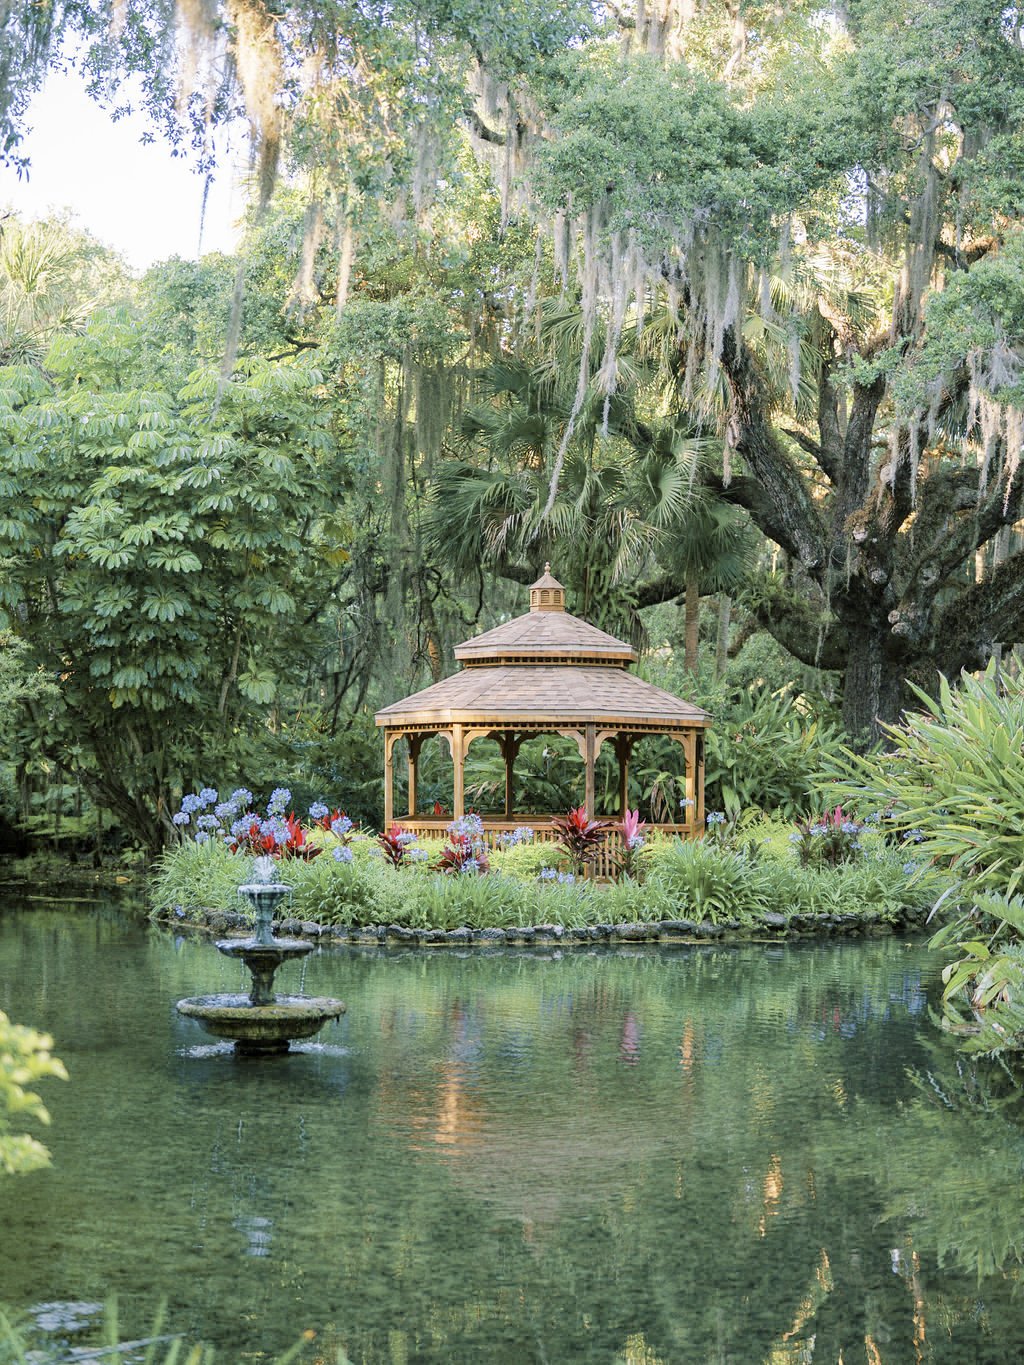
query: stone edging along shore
156 904 931 946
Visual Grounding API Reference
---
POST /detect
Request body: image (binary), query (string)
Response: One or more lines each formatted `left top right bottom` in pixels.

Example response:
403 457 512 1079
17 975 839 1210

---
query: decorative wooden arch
375 567 711 848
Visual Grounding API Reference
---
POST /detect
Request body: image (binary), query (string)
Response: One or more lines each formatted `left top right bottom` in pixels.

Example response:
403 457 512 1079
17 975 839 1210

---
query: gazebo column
615 735 633 816
452 722 465 818
407 734 424 819
383 731 398 829
696 732 706 828
683 731 697 833
499 731 522 818
584 722 596 817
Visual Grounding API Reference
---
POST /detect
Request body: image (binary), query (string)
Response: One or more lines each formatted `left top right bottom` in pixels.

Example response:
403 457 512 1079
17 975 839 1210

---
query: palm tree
0 216 125 365
426 317 751 651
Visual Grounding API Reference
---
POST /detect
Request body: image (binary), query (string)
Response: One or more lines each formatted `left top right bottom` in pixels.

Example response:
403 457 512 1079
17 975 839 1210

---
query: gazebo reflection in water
375 567 710 875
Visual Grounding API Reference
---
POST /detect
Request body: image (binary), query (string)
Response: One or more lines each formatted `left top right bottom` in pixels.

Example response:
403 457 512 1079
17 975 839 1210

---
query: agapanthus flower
267 787 291 814
196 814 221 831
198 788 218 807
194 831 211 844
332 846 354 863
331 815 353 837
230 788 254 809
309 801 329 821
172 811 190 826
180 794 203 814
215 801 237 821
706 811 727 826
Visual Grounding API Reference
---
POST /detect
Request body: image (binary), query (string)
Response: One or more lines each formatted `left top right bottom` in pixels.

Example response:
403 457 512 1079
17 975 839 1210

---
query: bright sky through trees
0 67 241 271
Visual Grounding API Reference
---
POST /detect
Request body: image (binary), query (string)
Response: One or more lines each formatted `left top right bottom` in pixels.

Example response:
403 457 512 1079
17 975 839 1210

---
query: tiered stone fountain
176 859 345 1055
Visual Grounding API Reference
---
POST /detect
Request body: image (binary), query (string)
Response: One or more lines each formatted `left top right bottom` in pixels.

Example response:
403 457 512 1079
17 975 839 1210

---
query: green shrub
703 685 846 821
489 840 563 879
150 840 257 918
643 839 774 924
291 855 429 927
827 665 1024 900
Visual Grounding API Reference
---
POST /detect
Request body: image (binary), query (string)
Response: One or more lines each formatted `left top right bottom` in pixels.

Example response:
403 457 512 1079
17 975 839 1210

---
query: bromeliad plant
551 806 612 877
615 808 647 880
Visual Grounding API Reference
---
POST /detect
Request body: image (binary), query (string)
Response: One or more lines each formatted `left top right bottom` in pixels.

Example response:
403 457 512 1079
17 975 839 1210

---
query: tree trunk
684 575 700 672
840 630 907 746
715 594 731 678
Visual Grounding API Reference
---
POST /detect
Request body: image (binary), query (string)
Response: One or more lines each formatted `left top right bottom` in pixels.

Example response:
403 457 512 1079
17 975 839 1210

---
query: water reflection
2 904 1024 1362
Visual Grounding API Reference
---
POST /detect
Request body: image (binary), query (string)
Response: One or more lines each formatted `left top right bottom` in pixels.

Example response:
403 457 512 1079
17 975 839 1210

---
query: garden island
5 0 1024 1360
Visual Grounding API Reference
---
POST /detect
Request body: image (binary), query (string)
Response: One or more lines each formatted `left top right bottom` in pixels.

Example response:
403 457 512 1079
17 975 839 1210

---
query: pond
2 895 1024 1363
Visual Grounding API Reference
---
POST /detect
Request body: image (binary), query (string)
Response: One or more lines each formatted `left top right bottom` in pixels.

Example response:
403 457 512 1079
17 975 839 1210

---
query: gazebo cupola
530 565 565 611
375 567 710 845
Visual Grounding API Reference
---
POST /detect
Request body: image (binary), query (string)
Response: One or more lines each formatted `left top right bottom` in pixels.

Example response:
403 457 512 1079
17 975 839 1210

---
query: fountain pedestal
176 875 345 1055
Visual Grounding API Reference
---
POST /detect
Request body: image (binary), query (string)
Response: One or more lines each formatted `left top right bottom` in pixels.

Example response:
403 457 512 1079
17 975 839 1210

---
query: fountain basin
215 936 314 1006
176 993 346 1054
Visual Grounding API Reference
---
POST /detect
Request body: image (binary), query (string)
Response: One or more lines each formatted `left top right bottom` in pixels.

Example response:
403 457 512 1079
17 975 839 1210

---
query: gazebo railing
391 817 699 881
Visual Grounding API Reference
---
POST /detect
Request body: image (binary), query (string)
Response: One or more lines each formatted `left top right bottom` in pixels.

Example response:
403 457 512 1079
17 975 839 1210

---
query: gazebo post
615 735 631 816
383 730 396 829
584 722 596 817
500 731 520 818
683 731 697 832
407 734 423 819
696 733 706 828
452 722 465 818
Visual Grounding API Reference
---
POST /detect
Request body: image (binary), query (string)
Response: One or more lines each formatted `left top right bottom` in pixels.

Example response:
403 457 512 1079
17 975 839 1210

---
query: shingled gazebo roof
375 566 710 730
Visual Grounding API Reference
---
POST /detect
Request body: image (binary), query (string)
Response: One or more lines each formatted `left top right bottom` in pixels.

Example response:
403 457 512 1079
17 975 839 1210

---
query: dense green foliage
5 1 1024 854
831 664 1024 1050
151 821 942 931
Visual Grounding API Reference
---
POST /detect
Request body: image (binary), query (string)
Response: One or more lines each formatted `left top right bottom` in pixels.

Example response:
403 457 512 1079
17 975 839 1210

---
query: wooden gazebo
375 567 710 851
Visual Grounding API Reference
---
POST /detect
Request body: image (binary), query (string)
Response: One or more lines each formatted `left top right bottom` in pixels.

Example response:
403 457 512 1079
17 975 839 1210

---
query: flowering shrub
551 806 612 877
171 786 348 861
792 806 864 868
437 813 490 875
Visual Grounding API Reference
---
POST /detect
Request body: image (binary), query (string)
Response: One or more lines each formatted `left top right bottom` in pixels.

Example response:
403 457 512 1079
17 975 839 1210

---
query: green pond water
3 897 1024 1364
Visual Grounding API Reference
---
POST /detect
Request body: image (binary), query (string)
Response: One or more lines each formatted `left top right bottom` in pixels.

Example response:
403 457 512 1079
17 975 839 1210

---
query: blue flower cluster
539 868 575 884
706 811 727 826
332 846 354 864
449 813 485 839
170 786 340 852
499 826 535 847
